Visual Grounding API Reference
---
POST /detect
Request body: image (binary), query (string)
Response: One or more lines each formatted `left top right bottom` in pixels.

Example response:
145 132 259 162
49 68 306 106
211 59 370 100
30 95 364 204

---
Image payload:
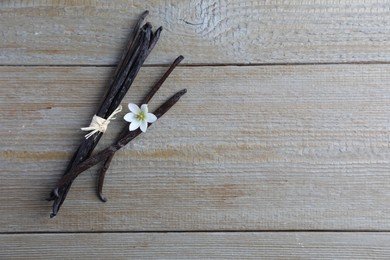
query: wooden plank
1 0 390 65
2 232 390 259
2 65 390 232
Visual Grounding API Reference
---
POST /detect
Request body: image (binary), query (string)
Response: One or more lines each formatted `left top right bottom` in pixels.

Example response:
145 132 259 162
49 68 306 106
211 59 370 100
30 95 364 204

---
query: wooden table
2 1 390 259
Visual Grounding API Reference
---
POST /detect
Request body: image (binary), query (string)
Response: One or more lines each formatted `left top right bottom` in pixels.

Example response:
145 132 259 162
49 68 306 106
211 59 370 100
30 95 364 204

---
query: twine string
81 105 122 139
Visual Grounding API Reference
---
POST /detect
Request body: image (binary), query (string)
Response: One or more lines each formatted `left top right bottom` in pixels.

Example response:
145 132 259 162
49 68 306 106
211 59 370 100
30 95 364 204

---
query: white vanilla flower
124 103 157 132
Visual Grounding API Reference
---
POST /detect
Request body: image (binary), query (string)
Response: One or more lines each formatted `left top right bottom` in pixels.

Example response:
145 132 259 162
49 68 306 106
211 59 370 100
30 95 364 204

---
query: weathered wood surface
2 65 390 232
2 1 390 258
1 0 390 65
2 232 390 259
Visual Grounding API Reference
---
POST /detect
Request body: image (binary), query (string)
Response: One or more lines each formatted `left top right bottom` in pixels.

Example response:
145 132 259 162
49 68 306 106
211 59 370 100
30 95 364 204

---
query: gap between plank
2 230 390 235
1 61 390 67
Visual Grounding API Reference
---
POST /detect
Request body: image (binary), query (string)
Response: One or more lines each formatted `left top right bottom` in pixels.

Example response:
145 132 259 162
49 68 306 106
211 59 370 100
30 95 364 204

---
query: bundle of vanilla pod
48 11 186 218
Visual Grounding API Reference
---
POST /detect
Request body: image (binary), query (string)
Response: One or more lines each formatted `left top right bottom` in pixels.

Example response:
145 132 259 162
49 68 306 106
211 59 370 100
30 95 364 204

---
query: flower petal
146 113 157 123
129 120 141 131
128 103 141 114
140 120 148 132
141 104 148 113
124 113 135 123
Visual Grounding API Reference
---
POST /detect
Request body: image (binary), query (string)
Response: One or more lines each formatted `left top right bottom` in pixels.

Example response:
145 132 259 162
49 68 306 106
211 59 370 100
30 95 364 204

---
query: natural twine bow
81 105 122 139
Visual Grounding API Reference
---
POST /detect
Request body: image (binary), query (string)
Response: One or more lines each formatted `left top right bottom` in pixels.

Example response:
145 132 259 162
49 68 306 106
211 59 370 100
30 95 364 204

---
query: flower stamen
136 111 145 121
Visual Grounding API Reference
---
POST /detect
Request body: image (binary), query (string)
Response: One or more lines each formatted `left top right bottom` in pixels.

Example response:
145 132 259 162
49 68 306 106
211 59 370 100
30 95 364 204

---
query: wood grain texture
2 232 390 259
2 64 390 232
1 0 390 65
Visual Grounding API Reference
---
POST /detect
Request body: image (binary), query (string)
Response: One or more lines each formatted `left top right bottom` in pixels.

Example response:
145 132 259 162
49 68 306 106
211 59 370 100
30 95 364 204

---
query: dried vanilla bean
97 55 184 202
49 11 161 217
